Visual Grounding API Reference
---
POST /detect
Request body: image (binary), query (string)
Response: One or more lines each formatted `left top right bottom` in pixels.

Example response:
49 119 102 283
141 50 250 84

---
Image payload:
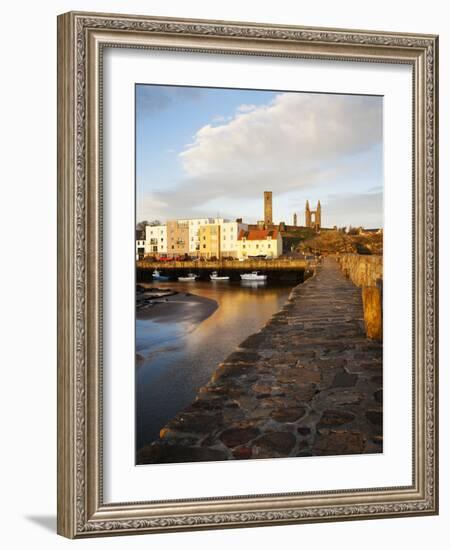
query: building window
203 244 206 249
256 244 259 249
268 244 271 248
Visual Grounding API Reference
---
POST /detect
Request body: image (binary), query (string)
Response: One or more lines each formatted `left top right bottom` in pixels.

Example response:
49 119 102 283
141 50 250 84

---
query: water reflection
136 280 292 451
240 280 267 288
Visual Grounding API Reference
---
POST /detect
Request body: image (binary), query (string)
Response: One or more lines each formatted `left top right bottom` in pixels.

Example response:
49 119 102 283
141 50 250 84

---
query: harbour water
136 280 293 452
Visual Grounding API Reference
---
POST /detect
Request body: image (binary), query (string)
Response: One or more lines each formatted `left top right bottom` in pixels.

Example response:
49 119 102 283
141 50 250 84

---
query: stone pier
138 258 383 464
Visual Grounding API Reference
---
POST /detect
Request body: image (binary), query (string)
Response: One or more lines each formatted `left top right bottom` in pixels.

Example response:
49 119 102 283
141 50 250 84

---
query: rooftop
238 228 279 241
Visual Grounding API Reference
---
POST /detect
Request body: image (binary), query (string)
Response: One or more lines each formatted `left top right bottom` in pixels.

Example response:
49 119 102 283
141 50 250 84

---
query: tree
136 220 149 231
136 219 162 231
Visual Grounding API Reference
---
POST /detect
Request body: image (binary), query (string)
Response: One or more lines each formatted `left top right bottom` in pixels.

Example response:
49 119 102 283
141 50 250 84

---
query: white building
145 224 167 255
237 228 283 260
135 218 250 260
136 238 146 260
179 218 216 254
220 220 248 258
175 218 247 258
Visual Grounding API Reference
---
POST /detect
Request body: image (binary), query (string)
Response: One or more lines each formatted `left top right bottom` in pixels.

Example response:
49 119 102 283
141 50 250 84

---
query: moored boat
178 273 198 282
152 269 169 281
240 271 267 281
210 271 230 281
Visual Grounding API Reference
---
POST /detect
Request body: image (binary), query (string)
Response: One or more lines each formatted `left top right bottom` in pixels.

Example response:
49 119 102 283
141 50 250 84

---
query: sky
136 84 383 228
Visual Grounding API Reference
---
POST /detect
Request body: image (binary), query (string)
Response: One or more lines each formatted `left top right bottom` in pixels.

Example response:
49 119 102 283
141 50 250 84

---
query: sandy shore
136 288 218 324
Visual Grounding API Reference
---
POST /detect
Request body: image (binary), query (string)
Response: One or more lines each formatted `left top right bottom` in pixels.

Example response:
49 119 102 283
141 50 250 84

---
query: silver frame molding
57 11 439 538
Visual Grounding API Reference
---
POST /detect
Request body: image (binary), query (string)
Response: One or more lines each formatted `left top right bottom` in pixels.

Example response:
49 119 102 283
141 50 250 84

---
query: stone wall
337 254 383 340
337 253 382 288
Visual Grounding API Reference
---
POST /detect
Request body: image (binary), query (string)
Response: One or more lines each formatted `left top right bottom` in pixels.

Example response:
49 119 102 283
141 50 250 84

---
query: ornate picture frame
57 11 438 538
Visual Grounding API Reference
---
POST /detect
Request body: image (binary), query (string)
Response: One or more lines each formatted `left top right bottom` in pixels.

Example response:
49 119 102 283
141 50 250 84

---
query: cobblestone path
138 257 383 464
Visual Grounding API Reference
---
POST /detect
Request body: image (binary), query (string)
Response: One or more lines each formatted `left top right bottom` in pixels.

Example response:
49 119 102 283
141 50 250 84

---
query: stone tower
305 200 321 230
293 212 298 226
305 200 311 227
264 191 273 227
316 200 321 229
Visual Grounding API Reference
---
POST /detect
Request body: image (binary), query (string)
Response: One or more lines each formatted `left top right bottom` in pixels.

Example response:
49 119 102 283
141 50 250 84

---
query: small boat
152 269 169 281
178 272 198 282
210 271 230 281
240 271 267 281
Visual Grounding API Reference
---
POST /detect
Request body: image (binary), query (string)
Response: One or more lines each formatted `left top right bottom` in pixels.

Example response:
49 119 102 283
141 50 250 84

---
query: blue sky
136 84 383 228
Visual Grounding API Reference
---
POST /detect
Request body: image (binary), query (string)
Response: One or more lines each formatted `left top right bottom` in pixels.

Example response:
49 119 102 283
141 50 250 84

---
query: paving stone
252 383 273 396
219 427 260 448
332 371 358 387
211 363 256 382
225 351 261 363
270 406 306 423
317 409 356 428
239 333 268 349
254 431 297 456
232 446 253 459
312 430 366 456
161 413 222 436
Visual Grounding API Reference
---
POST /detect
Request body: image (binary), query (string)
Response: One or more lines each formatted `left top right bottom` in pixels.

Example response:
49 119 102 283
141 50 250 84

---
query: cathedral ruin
305 200 321 230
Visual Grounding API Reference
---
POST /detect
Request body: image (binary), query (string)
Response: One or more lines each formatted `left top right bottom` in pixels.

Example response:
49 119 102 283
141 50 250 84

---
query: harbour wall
336 254 383 340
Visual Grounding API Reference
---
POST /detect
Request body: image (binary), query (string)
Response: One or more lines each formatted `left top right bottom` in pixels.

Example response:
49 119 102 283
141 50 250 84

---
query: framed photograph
57 11 439 538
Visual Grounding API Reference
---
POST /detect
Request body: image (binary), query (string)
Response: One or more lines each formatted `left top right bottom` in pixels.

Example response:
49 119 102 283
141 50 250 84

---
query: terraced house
166 220 189 257
137 217 249 259
145 224 167 254
237 228 283 259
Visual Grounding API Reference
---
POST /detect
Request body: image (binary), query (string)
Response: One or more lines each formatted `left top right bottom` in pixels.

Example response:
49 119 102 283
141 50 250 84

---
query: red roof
238 228 278 241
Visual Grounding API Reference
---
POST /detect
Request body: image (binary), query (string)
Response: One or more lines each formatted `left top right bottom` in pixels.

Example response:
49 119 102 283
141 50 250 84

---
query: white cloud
179 93 381 182
147 92 383 223
237 104 257 113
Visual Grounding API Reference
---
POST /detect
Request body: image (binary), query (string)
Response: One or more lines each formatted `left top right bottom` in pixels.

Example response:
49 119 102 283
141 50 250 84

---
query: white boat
178 272 198 282
240 271 267 281
210 271 230 281
152 269 169 281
